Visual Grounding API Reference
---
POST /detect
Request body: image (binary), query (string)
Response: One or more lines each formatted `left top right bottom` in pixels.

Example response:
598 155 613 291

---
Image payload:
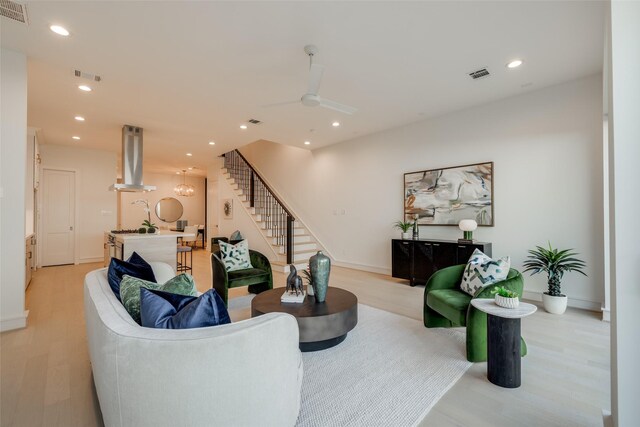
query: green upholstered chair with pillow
211 249 273 305
423 264 527 362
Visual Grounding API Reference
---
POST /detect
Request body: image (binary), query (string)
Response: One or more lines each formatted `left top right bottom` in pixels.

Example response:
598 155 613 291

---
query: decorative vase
495 295 519 309
309 251 330 303
147 227 157 234
401 232 411 240
138 227 147 234
542 292 567 314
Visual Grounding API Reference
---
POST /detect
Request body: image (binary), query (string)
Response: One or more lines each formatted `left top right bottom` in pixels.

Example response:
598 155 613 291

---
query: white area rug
228 297 471 427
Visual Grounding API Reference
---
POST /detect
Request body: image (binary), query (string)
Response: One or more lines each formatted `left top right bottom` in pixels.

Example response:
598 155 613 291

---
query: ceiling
1 1 604 176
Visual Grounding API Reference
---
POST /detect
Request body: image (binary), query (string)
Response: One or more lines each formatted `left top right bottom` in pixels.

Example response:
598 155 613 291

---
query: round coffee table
251 287 358 352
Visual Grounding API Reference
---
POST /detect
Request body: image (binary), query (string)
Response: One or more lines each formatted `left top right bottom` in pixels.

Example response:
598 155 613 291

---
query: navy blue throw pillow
107 252 156 301
140 288 231 329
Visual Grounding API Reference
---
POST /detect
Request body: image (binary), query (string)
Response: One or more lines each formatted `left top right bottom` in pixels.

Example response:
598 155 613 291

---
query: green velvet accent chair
423 264 527 362
211 250 273 305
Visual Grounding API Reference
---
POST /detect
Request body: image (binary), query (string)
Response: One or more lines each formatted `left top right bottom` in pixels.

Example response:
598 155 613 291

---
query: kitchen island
105 230 196 273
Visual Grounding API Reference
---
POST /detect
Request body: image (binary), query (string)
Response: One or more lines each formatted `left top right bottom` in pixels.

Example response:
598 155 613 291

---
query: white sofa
84 262 303 427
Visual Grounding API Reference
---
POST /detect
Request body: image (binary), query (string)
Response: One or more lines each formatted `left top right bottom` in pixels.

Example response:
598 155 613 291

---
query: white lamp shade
459 219 478 231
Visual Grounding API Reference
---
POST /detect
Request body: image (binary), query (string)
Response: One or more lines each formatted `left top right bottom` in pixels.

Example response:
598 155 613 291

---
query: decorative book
281 291 306 304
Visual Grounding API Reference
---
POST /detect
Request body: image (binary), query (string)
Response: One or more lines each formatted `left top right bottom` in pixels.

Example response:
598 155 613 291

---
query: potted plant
132 199 158 233
523 242 587 314
490 286 519 309
393 220 413 240
143 219 157 233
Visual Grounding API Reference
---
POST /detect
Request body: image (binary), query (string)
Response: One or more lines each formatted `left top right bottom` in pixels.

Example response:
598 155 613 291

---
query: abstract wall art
404 162 494 226
222 198 233 219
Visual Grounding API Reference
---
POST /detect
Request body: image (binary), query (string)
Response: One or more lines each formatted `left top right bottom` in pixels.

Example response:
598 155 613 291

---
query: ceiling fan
263 45 358 115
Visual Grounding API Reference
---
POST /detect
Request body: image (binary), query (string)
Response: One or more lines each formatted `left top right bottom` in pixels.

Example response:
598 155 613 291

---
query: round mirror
155 197 184 222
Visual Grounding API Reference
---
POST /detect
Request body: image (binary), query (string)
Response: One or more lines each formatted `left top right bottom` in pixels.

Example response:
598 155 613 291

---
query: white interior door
42 169 75 266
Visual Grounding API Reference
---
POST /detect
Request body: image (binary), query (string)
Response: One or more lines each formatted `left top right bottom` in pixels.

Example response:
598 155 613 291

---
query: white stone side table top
470 299 538 319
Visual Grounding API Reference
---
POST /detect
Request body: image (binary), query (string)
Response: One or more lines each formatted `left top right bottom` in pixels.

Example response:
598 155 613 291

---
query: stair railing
223 150 294 264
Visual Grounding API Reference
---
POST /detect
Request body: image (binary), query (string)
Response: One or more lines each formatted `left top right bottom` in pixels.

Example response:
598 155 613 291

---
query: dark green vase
309 251 330 303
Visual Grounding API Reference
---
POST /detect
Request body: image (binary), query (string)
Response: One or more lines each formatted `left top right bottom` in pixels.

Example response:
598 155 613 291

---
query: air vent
73 69 102 82
0 0 28 24
247 118 262 125
469 68 490 80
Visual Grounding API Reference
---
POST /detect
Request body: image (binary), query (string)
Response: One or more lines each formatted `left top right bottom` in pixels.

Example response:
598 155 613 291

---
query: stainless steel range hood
109 125 156 192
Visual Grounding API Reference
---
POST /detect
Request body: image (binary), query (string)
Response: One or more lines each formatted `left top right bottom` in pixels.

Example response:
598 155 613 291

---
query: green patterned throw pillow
460 249 510 296
120 274 198 324
219 239 253 272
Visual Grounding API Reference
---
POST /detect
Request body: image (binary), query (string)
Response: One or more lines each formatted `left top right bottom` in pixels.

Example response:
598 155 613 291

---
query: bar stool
177 245 192 272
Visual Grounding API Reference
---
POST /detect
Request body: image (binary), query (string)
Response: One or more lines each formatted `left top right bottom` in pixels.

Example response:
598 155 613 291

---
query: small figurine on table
286 264 304 296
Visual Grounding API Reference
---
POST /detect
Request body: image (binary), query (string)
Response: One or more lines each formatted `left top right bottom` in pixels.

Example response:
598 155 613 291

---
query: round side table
470 299 537 388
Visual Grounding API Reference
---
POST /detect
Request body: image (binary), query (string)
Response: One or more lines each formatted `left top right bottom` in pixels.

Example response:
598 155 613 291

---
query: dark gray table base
300 334 347 352
487 314 522 388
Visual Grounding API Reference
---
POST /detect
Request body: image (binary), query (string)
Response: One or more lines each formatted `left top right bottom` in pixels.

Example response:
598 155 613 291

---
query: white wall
39 144 117 263
0 48 27 331
25 130 36 236
240 74 604 308
608 1 640 425
206 160 221 250
119 172 205 230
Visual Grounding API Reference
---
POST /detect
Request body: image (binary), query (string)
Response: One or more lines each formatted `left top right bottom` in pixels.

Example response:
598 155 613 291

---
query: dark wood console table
391 238 492 286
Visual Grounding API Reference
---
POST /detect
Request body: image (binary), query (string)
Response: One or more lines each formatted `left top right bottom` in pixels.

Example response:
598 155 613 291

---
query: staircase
222 150 319 272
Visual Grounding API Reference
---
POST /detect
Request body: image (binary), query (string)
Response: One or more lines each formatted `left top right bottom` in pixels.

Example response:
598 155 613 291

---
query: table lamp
458 219 478 243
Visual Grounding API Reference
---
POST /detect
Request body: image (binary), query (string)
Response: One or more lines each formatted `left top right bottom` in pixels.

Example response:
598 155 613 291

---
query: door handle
432 243 440 246
70 226 73 231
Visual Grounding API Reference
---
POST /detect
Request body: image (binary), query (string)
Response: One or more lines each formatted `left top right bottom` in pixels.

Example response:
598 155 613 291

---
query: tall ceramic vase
309 251 330 303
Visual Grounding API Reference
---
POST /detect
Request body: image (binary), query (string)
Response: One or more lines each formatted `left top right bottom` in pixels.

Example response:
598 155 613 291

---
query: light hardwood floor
1 249 610 427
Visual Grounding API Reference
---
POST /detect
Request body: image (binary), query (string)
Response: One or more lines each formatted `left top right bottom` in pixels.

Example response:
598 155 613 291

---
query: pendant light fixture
174 170 195 197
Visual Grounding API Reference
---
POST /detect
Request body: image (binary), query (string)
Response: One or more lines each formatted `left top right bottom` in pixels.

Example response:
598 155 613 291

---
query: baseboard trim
79 256 104 264
332 260 391 276
522 290 601 312
1 310 29 332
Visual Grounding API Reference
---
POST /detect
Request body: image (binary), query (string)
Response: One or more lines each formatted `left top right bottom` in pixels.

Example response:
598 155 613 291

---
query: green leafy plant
393 220 413 233
142 219 157 229
302 269 313 287
491 286 518 299
523 242 587 297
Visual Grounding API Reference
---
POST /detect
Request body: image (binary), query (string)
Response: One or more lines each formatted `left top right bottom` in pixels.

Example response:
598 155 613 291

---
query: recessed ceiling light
332 122 340 127
186 153 193 156
304 141 311 145
74 116 85 121
188 167 193 170
507 59 523 69
72 136 80 140
78 85 92 92
208 141 215 145
240 125 248 130
176 172 181 175
50 25 70 36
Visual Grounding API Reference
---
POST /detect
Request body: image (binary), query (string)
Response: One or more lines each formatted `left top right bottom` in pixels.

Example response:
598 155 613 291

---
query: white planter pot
495 295 519 309
542 293 568 314
401 232 411 240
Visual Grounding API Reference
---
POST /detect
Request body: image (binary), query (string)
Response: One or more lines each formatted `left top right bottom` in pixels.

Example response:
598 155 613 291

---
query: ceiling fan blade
261 100 299 108
307 64 325 95
319 98 358 115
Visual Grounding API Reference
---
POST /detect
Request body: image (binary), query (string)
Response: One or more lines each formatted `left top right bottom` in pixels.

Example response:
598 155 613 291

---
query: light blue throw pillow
219 239 253 272
460 249 510 296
